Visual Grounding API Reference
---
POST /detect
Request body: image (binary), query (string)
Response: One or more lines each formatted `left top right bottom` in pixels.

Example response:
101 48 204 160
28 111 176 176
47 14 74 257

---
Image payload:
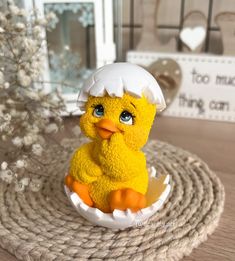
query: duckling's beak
95 119 119 139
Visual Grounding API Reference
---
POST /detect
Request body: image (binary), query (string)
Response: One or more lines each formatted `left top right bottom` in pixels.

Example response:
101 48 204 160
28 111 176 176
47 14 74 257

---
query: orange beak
95 119 119 139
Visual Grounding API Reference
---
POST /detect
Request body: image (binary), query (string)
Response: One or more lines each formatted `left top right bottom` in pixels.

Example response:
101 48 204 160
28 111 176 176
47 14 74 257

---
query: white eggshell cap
77 63 166 112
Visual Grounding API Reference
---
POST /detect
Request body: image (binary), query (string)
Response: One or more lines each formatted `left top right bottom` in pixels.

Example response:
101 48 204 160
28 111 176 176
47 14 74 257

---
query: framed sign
23 0 116 114
127 51 235 122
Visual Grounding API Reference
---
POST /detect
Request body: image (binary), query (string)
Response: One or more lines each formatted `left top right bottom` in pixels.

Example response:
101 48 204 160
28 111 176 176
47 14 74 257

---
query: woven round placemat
0 139 224 261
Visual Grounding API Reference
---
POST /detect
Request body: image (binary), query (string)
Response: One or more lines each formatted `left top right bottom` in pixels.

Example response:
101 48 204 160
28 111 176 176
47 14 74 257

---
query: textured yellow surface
69 93 157 212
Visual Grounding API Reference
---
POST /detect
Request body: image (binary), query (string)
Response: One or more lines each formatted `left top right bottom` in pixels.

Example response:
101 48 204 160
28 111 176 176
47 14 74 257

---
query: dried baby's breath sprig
0 1 67 192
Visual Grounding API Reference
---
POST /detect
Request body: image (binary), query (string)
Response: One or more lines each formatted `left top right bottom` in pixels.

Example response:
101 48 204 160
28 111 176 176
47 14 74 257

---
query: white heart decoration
180 26 206 51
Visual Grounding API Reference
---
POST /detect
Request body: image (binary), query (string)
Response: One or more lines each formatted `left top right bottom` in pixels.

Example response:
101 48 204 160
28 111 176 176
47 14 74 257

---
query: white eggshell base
64 167 171 229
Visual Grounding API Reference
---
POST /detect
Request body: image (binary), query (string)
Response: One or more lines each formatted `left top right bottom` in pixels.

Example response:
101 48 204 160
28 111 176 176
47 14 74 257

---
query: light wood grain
0 116 234 260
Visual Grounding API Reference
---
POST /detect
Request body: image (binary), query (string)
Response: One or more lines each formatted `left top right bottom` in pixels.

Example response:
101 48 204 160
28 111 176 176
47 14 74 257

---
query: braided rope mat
0 139 225 261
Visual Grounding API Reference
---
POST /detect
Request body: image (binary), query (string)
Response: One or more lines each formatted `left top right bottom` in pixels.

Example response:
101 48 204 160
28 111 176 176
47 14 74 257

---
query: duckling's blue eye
93 104 104 117
120 111 134 125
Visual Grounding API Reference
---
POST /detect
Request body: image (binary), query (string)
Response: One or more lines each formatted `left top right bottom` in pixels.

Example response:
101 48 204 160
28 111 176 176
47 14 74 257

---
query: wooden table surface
0 116 234 261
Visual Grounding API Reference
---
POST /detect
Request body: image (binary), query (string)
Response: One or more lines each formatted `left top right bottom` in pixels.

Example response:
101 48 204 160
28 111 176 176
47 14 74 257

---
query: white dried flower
46 12 57 22
20 177 29 186
16 160 25 169
0 71 4 84
32 143 43 156
72 126 81 137
4 124 11 132
12 137 23 147
17 70 31 87
1 161 8 170
23 38 37 53
18 9 27 17
0 169 14 183
33 25 43 38
10 109 17 117
0 104 5 112
26 90 40 101
0 27 4 33
19 111 28 119
12 48 19 56
6 99 14 105
29 133 38 142
0 122 8 132
29 178 42 192
14 176 29 192
45 123 58 133
55 116 63 124
4 82 10 89
15 22 25 32
14 176 30 192
9 5 19 15
0 12 6 22
15 181 25 192
3 113 11 121
36 18 47 26
31 125 39 134
23 135 33 146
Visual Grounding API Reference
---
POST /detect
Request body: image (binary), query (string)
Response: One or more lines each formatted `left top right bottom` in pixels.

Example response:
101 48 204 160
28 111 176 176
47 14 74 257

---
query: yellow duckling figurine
65 63 166 213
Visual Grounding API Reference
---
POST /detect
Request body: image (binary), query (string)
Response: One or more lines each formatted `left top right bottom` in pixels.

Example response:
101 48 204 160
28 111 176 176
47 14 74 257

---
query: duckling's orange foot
65 174 74 190
109 188 146 212
64 175 94 207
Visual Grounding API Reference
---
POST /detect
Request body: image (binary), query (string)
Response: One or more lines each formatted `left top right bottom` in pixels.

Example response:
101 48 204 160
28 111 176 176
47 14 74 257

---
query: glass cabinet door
22 0 115 114
44 2 96 95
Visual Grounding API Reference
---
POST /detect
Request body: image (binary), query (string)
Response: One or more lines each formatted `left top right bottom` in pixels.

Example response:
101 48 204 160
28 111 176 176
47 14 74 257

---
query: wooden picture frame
127 51 235 123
